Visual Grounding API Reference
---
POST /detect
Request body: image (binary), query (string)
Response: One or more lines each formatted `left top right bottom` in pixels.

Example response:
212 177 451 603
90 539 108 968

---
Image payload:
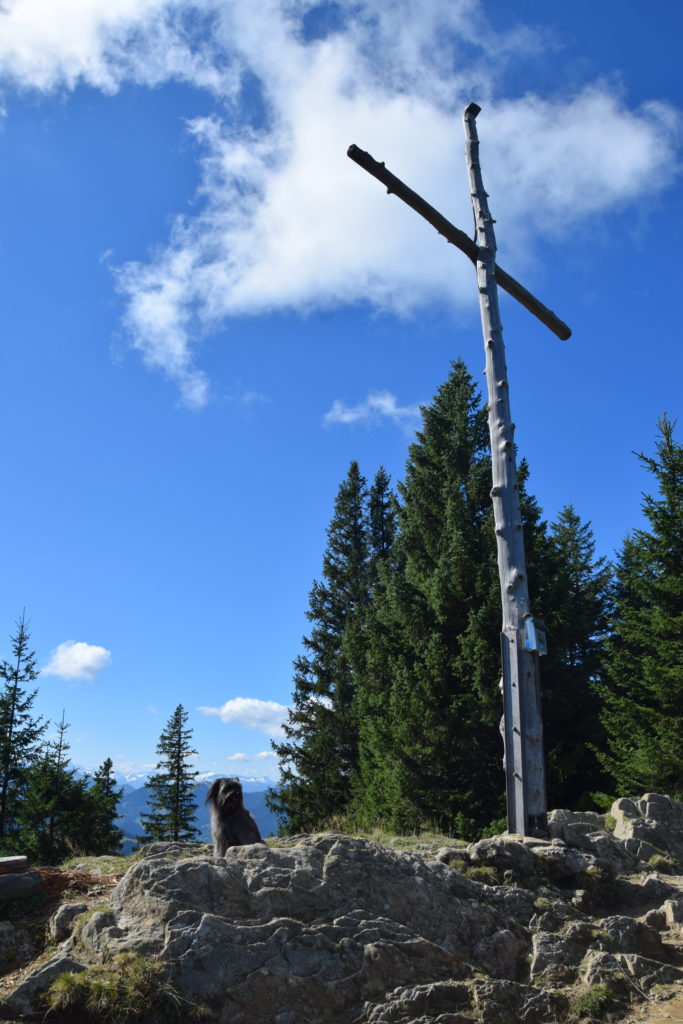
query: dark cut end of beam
464 102 481 117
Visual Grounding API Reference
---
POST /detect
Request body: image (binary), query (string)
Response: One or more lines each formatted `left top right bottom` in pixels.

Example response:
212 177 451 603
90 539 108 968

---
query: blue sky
1 0 681 784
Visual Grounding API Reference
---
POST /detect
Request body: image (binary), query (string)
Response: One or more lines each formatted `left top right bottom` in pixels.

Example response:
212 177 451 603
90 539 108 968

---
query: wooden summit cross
347 103 572 838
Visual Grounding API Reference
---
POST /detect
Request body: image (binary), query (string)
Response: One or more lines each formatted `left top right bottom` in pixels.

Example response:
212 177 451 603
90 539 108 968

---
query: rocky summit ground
1 795 683 1023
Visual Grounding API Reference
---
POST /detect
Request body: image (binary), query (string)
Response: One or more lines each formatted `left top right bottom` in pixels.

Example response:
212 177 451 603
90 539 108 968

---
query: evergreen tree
600 416 683 796
527 504 612 808
352 361 504 837
268 462 370 832
86 758 124 854
367 467 397 571
138 705 199 844
0 615 47 847
348 469 400 824
16 712 92 863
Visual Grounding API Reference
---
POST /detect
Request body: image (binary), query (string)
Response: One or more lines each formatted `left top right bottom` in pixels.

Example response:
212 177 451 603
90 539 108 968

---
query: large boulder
4 837 537 1023
611 794 683 862
4 795 683 1023
0 871 41 904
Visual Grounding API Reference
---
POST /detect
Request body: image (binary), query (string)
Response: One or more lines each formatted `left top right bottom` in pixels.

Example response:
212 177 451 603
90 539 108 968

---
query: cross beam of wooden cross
347 145 571 342
348 103 572 837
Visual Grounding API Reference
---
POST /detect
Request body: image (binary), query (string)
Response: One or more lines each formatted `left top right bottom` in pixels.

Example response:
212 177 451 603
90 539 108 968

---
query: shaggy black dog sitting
206 777 265 855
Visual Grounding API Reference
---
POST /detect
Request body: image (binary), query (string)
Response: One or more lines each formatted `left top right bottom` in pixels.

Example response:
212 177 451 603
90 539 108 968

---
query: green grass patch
59 855 129 875
460 866 499 885
44 952 205 1022
566 984 616 1021
279 816 467 851
648 853 676 874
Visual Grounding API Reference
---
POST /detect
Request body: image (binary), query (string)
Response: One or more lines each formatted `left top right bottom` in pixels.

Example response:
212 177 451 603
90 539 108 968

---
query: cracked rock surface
3 794 683 1023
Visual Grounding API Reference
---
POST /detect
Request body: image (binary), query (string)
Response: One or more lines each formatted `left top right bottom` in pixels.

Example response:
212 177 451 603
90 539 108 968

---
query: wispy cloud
41 640 112 682
225 381 271 408
324 390 421 431
227 751 274 762
198 697 288 738
1 1 679 406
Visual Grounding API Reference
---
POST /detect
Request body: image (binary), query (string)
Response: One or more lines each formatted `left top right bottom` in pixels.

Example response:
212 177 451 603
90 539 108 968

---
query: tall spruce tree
16 712 91 863
547 507 611 805
0 616 47 847
525 503 612 808
348 469 401 825
600 416 683 796
352 361 503 837
87 758 124 854
138 705 200 844
269 462 370 832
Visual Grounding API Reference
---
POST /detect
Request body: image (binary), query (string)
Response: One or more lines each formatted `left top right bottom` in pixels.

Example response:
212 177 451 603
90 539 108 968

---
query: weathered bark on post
463 103 547 836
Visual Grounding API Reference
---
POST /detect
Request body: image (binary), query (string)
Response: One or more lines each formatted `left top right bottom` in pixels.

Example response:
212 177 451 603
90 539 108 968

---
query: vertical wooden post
463 103 547 836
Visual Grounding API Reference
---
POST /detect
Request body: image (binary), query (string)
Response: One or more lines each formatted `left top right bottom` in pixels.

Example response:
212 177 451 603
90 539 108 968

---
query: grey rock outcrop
48 902 88 943
3 794 683 1023
2 955 85 1017
0 871 40 904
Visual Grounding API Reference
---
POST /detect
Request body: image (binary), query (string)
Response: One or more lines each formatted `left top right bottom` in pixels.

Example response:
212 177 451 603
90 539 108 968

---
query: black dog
205 777 265 855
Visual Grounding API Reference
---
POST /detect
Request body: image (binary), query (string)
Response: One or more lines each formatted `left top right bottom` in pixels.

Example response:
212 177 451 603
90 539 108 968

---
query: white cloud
227 750 276 762
1 1 680 405
225 751 278 779
42 640 112 682
0 0 228 94
198 697 289 738
324 390 421 431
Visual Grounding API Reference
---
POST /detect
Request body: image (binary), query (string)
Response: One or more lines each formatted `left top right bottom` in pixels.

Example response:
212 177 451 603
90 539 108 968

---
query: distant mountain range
115 778 281 855
113 770 277 793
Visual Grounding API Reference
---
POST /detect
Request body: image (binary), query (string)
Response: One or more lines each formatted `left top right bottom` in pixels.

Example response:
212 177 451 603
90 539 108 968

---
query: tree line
0 618 124 862
2 358 680 857
0 619 201 861
267 359 682 838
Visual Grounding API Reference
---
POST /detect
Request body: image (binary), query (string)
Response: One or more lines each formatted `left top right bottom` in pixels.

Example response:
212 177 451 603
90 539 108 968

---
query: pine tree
86 758 124 854
352 361 504 837
348 468 400 824
268 462 370 831
0 615 47 847
527 504 612 808
367 467 397 571
138 705 199 844
600 416 683 796
17 712 91 863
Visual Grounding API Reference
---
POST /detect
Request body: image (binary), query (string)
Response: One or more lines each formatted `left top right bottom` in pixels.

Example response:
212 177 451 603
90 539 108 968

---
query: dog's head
206 777 244 815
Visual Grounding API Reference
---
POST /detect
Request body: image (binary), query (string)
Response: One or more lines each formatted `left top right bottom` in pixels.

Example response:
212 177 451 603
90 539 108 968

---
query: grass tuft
44 952 205 1022
460 865 499 885
647 853 676 874
566 984 616 1021
59 855 129 875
